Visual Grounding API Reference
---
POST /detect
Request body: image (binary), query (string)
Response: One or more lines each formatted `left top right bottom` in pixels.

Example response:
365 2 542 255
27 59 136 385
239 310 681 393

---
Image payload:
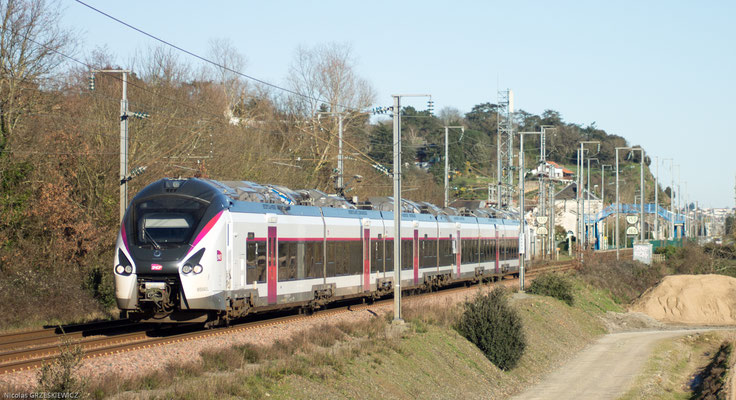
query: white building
531 161 575 181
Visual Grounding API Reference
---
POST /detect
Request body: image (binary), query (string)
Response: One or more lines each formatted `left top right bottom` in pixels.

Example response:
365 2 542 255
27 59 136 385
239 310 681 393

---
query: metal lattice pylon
496 89 514 207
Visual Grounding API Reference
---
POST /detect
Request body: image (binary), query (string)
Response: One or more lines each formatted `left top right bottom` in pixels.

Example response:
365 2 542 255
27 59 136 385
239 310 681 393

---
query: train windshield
134 196 208 247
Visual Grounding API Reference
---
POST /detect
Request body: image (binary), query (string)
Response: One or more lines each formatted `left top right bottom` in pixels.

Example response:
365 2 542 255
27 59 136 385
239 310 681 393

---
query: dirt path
512 328 715 400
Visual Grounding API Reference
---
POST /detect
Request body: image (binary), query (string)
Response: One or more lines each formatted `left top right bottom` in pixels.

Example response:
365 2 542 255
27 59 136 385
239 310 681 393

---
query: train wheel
299 305 315 316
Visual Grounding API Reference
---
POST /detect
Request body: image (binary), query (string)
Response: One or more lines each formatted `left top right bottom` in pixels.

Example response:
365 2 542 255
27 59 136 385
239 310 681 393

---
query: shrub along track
0 261 575 376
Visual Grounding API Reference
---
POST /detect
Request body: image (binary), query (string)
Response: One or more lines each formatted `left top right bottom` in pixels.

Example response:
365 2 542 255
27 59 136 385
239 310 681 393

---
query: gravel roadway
512 328 719 400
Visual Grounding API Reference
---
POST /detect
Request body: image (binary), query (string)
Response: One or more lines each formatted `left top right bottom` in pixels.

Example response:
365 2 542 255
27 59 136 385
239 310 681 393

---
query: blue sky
64 0 735 208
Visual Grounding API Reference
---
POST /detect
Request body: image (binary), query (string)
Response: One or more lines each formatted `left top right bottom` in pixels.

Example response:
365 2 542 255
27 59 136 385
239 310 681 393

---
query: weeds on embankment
77 276 620 399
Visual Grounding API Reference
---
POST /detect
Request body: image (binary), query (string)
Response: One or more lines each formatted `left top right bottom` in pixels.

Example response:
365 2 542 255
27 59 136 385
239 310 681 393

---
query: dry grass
86 316 391 399
86 277 624 399
0 268 113 332
578 257 666 304
618 332 730 400
402 296 461 328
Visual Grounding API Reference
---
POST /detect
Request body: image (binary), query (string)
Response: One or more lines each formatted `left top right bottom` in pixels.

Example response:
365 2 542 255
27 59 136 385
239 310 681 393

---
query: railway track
0 261 575 375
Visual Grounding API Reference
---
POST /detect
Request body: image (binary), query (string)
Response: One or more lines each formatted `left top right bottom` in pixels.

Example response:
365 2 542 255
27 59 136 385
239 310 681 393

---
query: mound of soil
630 274 736 325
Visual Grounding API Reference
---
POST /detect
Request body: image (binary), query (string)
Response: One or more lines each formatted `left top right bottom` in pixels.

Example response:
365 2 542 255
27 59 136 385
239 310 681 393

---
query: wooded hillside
0 0 667 327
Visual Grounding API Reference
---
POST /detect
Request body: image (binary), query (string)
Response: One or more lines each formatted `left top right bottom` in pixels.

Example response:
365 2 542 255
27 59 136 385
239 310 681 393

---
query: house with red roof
531 161 574 181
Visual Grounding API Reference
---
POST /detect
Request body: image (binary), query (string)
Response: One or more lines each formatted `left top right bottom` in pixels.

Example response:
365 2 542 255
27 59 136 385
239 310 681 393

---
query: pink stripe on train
188 210 224 255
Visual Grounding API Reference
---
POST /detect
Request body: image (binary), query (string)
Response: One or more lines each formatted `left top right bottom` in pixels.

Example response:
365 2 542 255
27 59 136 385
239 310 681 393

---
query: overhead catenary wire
70 2 425 172
6 28 389 174
73 0 360 113
6 23 437 182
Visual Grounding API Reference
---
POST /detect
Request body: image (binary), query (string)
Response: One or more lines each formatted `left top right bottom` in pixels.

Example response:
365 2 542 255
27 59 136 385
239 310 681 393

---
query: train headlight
182 264 193 274
193 264 203 274
124 265 133 274
115 265 125 274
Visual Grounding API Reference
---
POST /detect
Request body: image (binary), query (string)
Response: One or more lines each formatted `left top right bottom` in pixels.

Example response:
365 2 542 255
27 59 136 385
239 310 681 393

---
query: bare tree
285 43 375 187
438 106 462 125
287 42 374 115
0 0 77 154
133 45 191 86
206 38 248 123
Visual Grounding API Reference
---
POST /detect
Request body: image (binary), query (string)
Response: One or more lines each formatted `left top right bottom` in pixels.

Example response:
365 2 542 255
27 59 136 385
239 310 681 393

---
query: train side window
479 239 486 262
461 239 472 263
401 239 412 270
304 241 323 279
246 240 266 284
348 241 362 275
278 242 297 281
326 241 337 277
421 239 437 268
439 239 453 266
371 239 382 273
385 240 394 272
335 242 346 276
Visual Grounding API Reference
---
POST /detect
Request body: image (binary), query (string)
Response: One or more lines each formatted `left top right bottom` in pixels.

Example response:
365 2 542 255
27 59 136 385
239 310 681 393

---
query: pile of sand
630 274 736 325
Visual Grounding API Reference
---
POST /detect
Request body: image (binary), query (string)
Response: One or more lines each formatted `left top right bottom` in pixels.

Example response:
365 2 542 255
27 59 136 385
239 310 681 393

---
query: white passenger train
114 178 530 325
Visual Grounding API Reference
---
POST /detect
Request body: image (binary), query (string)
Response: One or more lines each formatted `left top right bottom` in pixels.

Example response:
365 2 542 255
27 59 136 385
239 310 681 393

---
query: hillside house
531 161 574 181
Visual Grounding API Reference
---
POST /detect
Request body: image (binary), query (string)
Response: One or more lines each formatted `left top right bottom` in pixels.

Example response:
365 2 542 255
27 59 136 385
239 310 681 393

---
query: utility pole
391 94 431 323
392 95 402 323
577 141 600 252
655 156 659 240
601 164 611 248
538 126 554 258
338 113 344 192
444 125 465 208
676 165 681 239
662 158 674 240
120 72 128 222
549 181 556 255
640 150 645 242
496 89 513 208
586 158 599 247
316 111 346 194
518 130 544 291
615 147 643 260
90 69 150 222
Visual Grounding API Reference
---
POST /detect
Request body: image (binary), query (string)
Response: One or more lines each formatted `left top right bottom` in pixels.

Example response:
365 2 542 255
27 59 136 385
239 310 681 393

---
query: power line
74 0 358 112
7 25 392 178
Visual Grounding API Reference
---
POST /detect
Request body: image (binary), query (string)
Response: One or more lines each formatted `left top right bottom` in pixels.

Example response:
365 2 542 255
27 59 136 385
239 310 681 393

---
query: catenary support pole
392 95 402 322
120 71 128 222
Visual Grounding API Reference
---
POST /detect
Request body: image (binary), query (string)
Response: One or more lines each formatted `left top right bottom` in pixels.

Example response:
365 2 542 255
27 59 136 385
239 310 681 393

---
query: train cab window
246 241 266 283
134 196 207 248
